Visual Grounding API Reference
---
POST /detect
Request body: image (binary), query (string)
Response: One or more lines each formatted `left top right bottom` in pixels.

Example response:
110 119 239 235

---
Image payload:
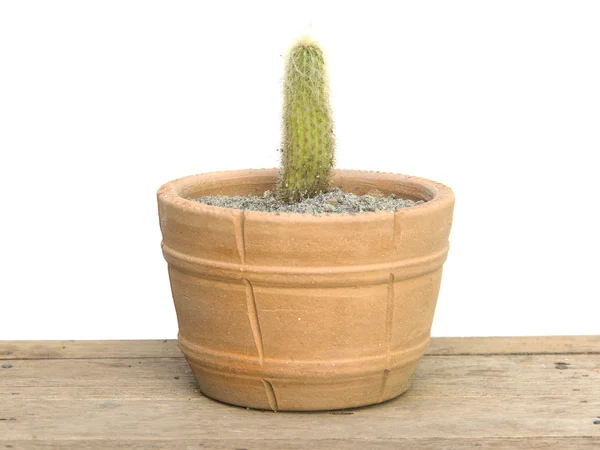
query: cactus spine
277 36 335 202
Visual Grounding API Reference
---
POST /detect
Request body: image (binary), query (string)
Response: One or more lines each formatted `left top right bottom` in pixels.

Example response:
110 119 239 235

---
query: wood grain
427 335 600 355
1 337 599 449
1 438 598 449
1 355 597 399
0 339 182 360
2 336 599 360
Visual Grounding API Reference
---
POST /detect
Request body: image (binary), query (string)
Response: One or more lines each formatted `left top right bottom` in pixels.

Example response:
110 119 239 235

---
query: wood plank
427 335 600 355
2 395 599 441
1 437 598 449
0 339 182 360
2 336 599 360
1 355 598 400
1 337 599 447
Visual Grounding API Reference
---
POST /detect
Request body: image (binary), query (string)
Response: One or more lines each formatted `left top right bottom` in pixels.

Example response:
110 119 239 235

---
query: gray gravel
189 187 423 214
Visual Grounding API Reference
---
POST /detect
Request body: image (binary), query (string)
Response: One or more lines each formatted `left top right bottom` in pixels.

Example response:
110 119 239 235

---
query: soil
189 187 423 214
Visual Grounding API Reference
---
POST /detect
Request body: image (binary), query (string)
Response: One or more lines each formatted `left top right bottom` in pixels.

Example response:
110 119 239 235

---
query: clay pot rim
157 168 454 223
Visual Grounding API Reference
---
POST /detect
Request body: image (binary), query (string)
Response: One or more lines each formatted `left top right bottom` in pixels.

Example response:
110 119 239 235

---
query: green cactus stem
277 36 335 202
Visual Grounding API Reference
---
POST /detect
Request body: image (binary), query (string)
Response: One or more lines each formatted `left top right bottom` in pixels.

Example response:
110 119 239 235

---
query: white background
1 1 599 339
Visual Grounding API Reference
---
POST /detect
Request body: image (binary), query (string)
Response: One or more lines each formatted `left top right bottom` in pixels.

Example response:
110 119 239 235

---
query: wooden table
1 336 599 449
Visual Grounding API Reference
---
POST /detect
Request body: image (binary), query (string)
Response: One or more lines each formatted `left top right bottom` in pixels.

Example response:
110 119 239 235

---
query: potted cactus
157 36 454 411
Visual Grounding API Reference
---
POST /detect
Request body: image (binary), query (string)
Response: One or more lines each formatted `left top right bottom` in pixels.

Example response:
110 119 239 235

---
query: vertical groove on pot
393 210 403 252
261 379 279 411
378 369 391 403
233 210 246 264
385 272 395 360
380 272 395 402
244 279 264 365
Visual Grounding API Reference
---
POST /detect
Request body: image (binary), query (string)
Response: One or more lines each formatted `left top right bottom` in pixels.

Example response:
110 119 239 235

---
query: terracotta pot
157 169 454 411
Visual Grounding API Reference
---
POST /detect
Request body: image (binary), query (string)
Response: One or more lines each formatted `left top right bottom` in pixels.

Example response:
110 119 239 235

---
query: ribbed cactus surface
277 36 335 202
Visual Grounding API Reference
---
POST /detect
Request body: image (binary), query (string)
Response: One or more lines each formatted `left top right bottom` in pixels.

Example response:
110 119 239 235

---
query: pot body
157 169 454 411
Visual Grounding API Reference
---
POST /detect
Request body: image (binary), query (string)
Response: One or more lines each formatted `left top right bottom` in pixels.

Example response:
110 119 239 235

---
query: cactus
277 36 335 202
